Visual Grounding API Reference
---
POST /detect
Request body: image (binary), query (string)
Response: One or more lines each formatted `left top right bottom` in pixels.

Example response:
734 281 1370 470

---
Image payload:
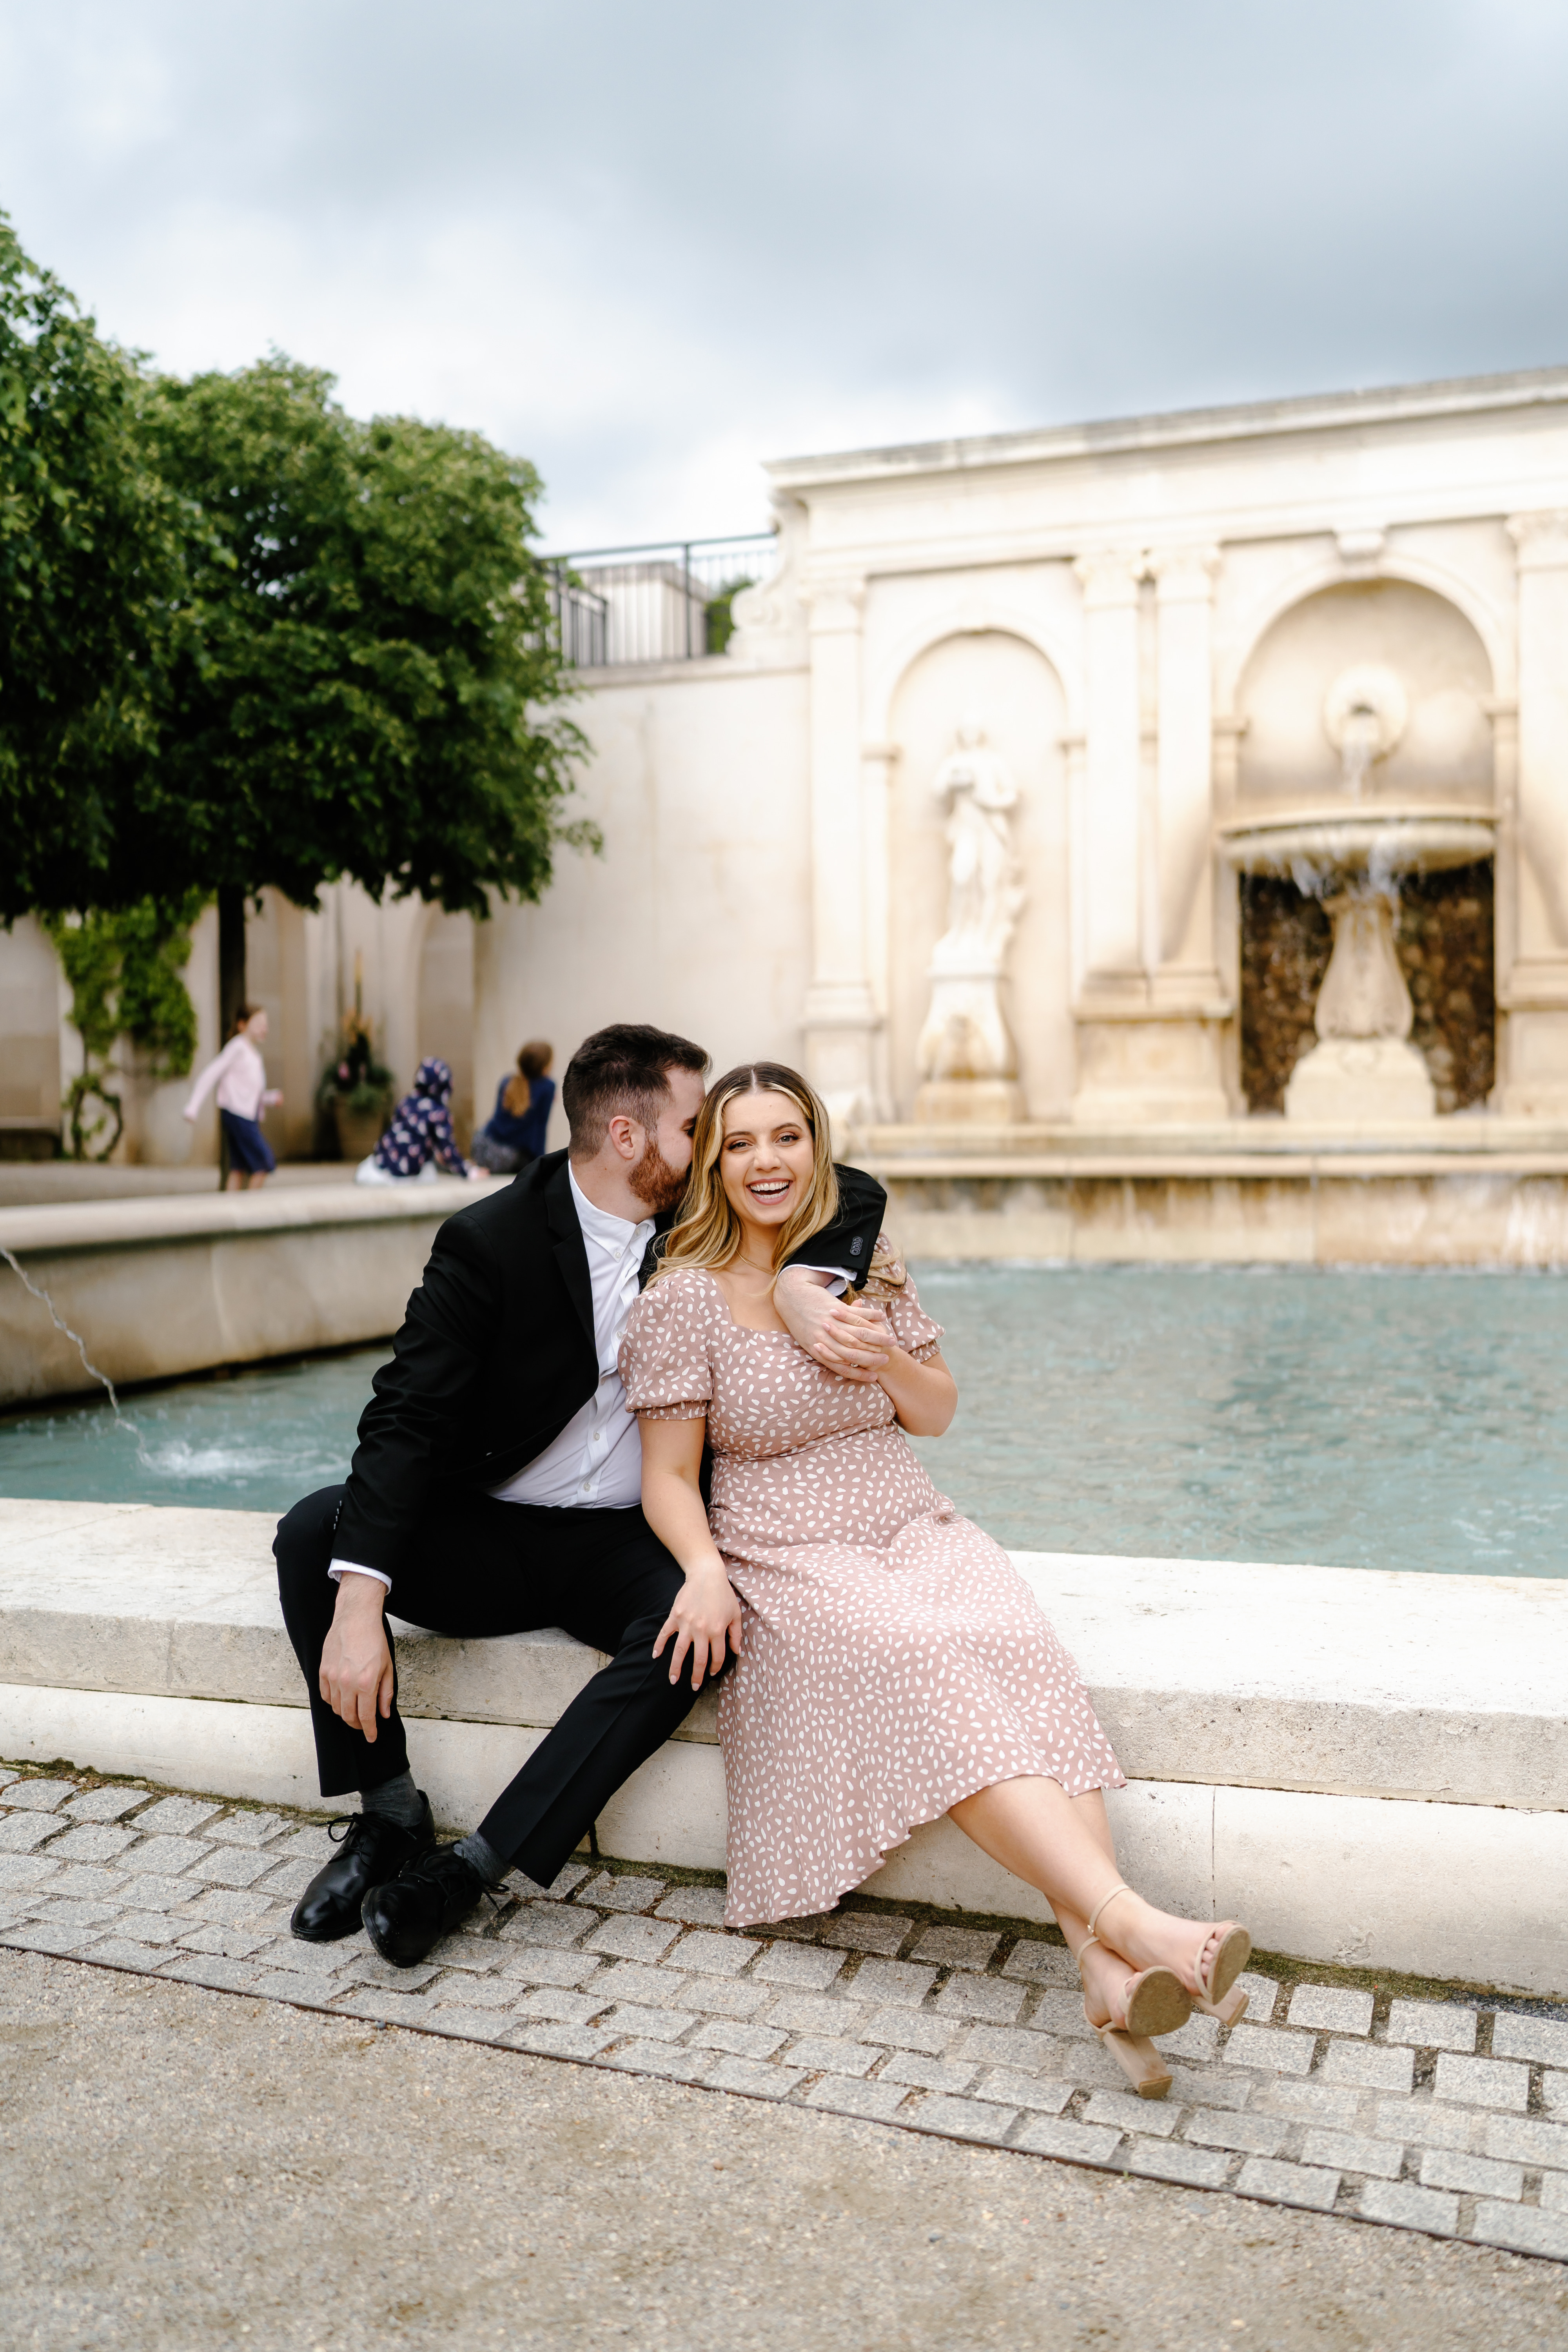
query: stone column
1147 546 1223 993
1210 715 1248 1110
859 741 898 1124
1073 551 1145 995
1069 548 1229 1122
1499 514 1568 1113
800 575 880 1131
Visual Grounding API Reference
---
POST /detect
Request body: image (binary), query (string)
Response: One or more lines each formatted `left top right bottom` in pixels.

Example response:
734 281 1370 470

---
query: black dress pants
274 1485 702 1890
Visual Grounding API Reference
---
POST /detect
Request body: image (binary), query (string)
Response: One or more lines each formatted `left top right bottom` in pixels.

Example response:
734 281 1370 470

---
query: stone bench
1 1498 1562 1994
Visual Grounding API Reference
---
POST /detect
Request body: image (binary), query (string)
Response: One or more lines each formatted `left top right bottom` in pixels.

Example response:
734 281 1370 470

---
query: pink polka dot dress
619 1253 1125 1928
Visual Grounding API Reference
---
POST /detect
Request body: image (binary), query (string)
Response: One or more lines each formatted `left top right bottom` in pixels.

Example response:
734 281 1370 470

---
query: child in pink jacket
184 1005 283 1189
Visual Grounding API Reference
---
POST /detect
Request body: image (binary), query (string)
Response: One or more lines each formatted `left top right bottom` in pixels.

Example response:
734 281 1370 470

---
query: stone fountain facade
459 369 1568 1152
12 368 1568 1255
458 367 1568 1257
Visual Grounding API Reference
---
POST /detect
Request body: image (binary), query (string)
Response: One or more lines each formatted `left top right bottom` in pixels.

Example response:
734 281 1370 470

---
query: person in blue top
355 1057 480 1185
469 1041 555 1175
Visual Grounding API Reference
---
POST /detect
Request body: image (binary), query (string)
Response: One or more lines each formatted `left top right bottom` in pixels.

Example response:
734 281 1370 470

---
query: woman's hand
653 1565 744 1691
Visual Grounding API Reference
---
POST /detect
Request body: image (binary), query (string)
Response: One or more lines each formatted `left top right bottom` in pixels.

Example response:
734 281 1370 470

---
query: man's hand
319 1571 395 1740
653 1566 744 1691
774 1266 892 1382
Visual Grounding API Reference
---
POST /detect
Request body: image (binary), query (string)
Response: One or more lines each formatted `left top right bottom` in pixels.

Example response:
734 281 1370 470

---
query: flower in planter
317 1014 394 1117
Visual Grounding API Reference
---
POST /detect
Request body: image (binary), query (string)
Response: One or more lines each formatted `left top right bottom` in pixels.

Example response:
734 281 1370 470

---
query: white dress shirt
329 1167 654 1587
486 1169 655 1510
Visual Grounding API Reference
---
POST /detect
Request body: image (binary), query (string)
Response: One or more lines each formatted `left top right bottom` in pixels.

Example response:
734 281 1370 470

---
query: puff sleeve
873 1245 945 1362
619 1271 715 1421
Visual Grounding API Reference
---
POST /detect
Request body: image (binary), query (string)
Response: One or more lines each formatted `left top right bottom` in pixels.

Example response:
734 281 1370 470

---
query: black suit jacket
332 1149 888 1580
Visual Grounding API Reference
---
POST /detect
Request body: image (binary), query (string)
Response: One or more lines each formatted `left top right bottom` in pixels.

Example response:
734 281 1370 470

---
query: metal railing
541 533 775 667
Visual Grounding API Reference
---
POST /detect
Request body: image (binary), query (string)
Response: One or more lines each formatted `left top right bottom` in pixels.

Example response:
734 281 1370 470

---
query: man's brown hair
561 1023 709 1159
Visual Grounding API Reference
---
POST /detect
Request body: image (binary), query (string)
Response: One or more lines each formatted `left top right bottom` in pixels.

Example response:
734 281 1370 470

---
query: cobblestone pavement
4 1765 1567 2278
11 1951 1567 2352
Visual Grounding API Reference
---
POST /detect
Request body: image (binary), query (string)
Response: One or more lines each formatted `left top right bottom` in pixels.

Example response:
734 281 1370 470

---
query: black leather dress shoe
290 1800 436 1942
360 1842 489 1967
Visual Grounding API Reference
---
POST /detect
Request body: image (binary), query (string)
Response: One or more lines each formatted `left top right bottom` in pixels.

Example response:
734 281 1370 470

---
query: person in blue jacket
469 1041 555 1174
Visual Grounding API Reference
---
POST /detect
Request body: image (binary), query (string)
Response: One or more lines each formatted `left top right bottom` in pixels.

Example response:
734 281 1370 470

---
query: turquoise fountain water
0 1263 1563 1577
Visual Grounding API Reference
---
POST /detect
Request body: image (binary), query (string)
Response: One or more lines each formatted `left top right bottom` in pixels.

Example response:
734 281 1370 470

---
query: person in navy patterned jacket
354 1056 481 1185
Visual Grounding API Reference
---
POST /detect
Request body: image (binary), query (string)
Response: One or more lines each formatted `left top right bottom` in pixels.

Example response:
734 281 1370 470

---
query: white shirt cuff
328 1559 392 1589
791 1263 850 1296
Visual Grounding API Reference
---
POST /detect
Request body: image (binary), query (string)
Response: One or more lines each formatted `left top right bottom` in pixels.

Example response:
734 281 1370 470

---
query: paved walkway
3 1763 1566 2311
7 1951 1566 2352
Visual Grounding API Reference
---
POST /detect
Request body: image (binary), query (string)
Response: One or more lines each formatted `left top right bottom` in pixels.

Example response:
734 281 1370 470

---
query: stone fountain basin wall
9 1146 1568 1412
0 1180 499 1407
2 1499 1561 1995
873 1154 1568 1264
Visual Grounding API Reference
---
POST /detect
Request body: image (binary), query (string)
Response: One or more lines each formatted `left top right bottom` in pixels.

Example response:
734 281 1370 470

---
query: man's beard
628 1136 689 1216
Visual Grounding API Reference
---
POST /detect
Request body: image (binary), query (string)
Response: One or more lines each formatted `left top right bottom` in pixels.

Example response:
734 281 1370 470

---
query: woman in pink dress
619 1060 1251 2100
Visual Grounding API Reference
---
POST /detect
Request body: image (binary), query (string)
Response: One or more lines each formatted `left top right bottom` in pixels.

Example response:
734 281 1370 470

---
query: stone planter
332 1096 388 1162
140 1079 198 1167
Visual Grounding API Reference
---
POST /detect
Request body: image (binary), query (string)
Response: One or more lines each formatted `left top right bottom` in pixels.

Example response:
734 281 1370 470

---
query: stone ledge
0 1187 501 1406
2 1501 1560 1808
2 1499 1562 1994
0 1175 499 1257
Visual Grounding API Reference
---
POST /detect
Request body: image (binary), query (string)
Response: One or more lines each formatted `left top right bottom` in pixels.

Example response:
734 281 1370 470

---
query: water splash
1341 703 1381 799
0 1243 153 1467
0 1244 123 1416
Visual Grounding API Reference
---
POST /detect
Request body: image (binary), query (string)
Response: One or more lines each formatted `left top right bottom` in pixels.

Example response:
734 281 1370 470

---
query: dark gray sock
454 1830 508 1886
360 1771 425 1832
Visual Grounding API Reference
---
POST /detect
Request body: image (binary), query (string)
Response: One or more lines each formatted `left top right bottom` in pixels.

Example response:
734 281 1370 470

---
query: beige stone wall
471 660 812 1143
0 916 64 1142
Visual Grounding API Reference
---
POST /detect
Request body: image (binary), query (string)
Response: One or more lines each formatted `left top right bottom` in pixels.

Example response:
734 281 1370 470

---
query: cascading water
0 1245 152 1467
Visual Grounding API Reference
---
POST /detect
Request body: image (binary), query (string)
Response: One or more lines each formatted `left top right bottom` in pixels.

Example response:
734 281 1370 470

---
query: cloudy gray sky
3 2 1566 548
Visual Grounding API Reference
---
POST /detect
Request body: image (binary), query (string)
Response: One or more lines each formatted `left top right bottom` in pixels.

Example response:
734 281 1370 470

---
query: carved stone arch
1218 554 1509 719
1227 564 1502 1118
866 603 1079 744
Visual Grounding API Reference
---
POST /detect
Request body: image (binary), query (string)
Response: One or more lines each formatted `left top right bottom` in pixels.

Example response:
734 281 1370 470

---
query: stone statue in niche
915 718 1026 1123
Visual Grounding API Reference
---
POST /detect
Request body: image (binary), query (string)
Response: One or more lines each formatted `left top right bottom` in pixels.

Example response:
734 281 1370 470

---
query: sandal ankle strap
1085 1882 1135 1945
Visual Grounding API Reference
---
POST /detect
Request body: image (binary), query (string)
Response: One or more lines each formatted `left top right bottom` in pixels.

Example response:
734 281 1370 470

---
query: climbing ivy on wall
43 892 207 1160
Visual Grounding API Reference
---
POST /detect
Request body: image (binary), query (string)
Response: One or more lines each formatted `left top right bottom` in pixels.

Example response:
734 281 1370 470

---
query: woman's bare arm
638 1415 745 1690
875 1342 958 1437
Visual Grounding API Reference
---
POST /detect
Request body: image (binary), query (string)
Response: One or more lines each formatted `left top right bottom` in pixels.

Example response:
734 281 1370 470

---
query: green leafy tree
3 222 591 1055
136 357 590 1023
0 212 186 915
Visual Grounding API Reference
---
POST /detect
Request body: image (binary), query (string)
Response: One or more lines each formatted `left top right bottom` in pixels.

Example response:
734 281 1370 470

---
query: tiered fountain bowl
1218 806 1496 1123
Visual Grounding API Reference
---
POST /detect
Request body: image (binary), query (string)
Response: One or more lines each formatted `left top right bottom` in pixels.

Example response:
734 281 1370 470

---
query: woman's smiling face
719 1089 817 1235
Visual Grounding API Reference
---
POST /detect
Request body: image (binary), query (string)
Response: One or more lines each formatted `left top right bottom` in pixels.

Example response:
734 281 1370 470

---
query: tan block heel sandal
1190 1921 1252 2025
1073 1883 1192 2101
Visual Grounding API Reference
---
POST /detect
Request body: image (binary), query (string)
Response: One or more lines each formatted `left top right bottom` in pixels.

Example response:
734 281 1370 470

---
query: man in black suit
274 1023 889 1967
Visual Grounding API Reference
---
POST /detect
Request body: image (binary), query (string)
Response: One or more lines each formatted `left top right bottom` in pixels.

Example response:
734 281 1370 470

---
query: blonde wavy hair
653 1062 840 1282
